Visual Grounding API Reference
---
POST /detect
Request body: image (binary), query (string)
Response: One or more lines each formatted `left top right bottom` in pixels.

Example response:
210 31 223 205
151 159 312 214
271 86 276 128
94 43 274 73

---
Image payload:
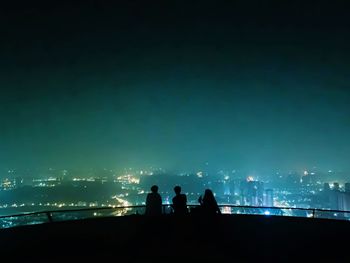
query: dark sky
1 1 350 172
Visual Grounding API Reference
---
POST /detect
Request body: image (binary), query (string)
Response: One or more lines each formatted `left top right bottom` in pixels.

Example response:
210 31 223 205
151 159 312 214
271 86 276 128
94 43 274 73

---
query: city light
222 207 231 214
247 176 254 182
1 167 350 228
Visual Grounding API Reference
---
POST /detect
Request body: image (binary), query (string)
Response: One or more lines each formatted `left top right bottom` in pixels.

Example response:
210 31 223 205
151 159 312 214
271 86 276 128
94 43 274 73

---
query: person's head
174 186 181 195
151 185 158 193
204 189 214 200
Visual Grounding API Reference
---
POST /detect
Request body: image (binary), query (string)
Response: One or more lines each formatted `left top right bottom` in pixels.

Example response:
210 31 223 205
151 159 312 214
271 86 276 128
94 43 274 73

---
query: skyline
1 1 350 172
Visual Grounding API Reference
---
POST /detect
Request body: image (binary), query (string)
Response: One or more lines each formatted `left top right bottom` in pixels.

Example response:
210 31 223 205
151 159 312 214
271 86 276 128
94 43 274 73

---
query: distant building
211 180 225 196
338 193 350 212
14 177 24 188
329 190 340 210
264 189 274 207
331 192 350 218
323 183 330 192
223 180 231 196
333 182 340 191
301 174 312 185
329 188 350 213
345 183 350 193
240 180 264 206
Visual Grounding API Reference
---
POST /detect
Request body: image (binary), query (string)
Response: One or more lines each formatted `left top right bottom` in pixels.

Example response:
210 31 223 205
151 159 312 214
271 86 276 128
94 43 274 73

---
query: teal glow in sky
0 1 350 171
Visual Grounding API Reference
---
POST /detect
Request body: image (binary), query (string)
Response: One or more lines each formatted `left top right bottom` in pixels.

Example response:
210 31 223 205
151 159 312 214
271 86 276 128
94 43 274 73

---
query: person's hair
203 189 215 200
174 186 181 194
151 185 158 193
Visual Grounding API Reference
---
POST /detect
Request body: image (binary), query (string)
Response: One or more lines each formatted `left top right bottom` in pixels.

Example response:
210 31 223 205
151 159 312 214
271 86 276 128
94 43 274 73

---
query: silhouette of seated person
171 186 188 215
198 189 221 215
145 185 162 216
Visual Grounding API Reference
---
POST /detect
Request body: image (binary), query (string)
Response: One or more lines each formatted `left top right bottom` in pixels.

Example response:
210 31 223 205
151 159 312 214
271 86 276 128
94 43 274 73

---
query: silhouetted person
145 185 162 216
198 189 221 215
172 186 188 215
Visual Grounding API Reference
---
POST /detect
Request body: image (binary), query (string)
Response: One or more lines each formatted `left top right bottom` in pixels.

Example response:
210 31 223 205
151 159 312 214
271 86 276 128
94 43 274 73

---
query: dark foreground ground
0 214 349 262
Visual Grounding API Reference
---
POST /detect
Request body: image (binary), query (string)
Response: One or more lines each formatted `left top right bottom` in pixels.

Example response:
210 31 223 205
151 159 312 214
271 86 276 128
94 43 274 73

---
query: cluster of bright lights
0 202 115 209
111 196 130 207
116 175 140 184
33 177 58 182
35 183 56 187
72 177 96 182
247 176 254 182
2 180 11 186
222 206 232 214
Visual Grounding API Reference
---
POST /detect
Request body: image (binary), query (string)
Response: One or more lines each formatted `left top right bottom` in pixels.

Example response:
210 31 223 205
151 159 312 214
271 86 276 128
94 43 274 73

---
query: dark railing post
46 212 53 223
312 209 316 218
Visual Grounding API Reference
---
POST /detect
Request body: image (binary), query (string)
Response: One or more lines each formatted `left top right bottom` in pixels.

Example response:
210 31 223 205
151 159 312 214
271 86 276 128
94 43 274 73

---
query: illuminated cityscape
1 1 350 261
1 0 350 233
1 166 350 222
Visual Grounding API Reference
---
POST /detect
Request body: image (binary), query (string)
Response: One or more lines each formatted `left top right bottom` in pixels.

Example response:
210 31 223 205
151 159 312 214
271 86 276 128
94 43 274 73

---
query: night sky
1 1 350 172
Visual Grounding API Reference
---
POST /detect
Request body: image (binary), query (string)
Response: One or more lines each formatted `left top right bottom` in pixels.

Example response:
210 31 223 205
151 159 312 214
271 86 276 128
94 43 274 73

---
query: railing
1 204 350 229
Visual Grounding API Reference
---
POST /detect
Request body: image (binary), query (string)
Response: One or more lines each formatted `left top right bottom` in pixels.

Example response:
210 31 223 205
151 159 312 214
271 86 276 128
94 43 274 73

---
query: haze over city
2 3 350 262
1 1 350 174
